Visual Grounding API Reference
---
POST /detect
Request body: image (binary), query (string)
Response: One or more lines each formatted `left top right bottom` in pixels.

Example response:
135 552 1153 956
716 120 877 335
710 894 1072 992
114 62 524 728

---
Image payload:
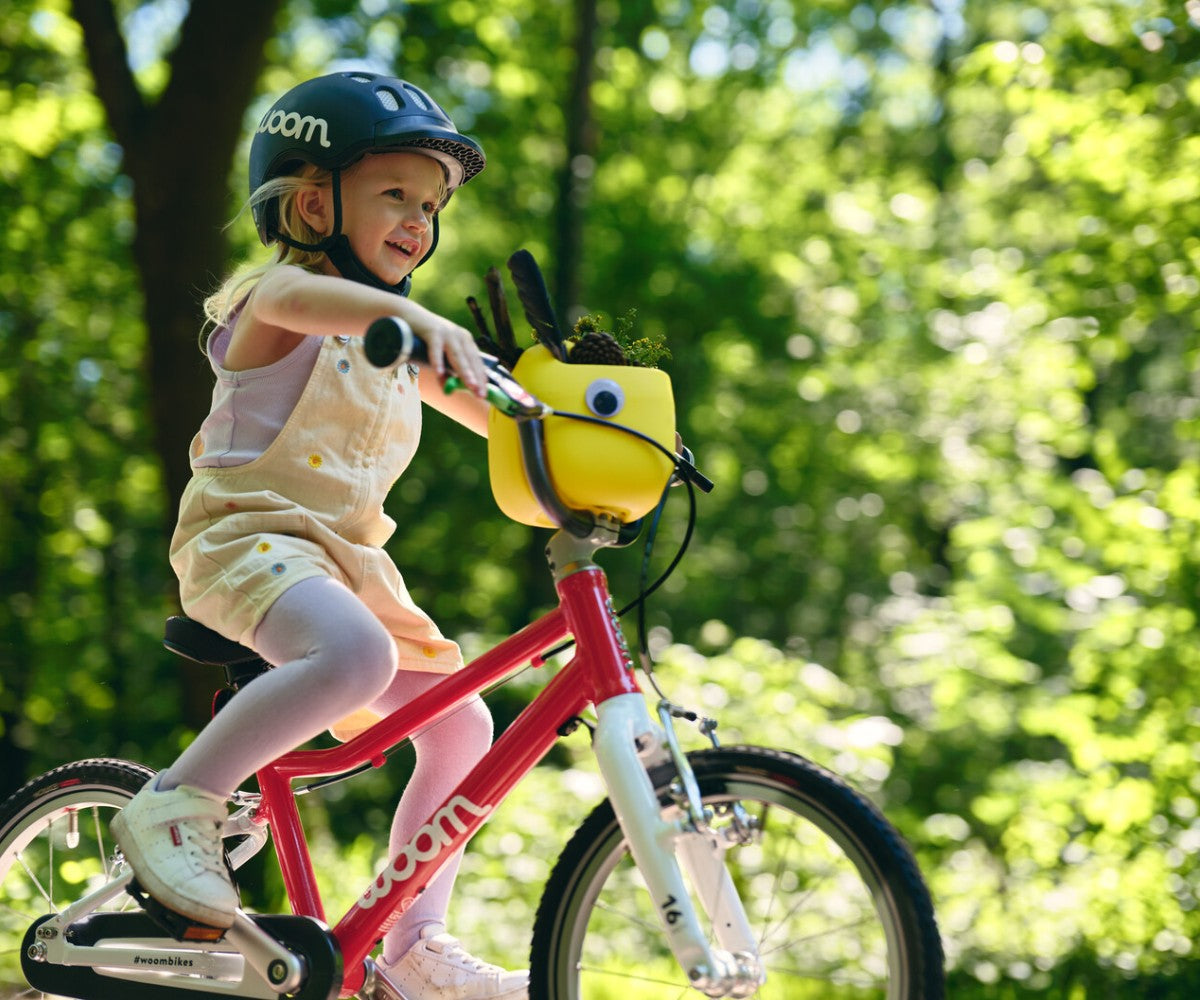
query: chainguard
21 911 342 1000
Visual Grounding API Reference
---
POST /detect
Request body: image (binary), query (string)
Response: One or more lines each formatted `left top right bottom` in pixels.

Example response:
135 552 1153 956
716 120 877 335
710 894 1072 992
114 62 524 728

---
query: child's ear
296 186 330 235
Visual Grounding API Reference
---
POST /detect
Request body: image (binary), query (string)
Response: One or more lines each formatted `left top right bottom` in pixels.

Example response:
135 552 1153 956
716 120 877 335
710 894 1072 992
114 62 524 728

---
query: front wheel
530 745 943 999
0 758 155 997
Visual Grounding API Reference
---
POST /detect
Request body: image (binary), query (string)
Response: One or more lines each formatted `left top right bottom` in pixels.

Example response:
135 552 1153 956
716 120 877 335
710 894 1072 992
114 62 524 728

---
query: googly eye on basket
584 379 625 418
488 345 676 527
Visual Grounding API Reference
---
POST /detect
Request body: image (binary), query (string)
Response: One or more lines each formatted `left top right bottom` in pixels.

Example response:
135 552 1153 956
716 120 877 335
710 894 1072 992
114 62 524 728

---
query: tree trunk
552 0 598 326
70 0 284 724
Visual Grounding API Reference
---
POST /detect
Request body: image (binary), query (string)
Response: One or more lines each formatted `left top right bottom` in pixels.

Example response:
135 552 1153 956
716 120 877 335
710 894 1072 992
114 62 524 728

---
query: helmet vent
376 87 402 112
349 73 374 83
403 84 430 111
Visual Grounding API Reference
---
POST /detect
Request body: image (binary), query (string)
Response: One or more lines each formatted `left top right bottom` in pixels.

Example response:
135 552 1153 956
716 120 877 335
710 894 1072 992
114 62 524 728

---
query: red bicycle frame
251 558 641 996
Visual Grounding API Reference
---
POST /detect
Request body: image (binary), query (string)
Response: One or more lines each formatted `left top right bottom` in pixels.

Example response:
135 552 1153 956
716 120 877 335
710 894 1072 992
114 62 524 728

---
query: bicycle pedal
126 878 229 943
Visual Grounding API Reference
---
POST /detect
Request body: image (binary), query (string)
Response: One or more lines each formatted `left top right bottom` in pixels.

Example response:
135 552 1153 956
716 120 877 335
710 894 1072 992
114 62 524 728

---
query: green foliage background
3 0 1200 994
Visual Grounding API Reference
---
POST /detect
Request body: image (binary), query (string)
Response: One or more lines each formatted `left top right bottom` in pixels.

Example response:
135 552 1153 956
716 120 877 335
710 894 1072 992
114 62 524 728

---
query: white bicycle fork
592 692 765 998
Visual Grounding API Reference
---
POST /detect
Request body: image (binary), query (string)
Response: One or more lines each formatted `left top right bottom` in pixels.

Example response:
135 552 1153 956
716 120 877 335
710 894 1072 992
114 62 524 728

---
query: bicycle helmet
249 71 485 295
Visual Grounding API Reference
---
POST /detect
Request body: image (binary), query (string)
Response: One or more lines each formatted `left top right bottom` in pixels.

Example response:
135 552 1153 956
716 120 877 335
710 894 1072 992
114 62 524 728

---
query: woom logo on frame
257 108 332 149
357 795 493 911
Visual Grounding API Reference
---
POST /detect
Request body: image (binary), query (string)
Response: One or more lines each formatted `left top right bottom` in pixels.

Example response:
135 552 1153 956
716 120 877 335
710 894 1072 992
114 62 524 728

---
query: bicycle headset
248 71 486 297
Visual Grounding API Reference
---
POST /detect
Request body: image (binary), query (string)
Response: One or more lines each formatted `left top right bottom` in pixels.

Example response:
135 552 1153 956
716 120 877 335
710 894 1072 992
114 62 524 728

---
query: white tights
160 576 494 958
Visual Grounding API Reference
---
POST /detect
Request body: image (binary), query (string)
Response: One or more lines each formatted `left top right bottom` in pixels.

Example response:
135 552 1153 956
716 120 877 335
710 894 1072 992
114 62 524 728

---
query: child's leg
113 575 398 928
367 671 494 964
163 575 398 796
366 673 527 996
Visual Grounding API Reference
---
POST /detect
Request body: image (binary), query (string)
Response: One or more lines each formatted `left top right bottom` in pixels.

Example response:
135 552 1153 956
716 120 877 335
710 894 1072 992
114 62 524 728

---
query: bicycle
0 260 944 999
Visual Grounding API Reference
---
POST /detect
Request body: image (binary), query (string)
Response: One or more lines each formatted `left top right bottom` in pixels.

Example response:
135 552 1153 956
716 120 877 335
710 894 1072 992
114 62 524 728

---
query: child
110 71 527 1000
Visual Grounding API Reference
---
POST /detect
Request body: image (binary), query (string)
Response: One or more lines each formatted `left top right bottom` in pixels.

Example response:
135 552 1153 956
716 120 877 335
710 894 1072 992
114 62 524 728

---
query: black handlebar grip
364 316 427 368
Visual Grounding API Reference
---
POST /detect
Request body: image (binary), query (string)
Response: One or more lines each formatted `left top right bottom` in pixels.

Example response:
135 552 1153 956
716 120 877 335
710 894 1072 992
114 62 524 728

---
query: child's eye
386 190 437 214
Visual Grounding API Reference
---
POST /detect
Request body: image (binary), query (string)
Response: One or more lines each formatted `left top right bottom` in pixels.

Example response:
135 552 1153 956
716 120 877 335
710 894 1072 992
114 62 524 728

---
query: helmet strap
325 234 412 297
268 166 420 298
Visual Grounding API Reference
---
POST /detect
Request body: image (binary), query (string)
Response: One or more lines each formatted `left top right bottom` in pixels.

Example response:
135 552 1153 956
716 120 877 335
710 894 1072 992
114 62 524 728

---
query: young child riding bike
110 70 527 1000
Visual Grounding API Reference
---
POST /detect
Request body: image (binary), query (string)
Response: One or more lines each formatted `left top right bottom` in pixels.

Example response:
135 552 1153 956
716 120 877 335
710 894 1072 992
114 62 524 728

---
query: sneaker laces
427 933 504 974
173 815 227 878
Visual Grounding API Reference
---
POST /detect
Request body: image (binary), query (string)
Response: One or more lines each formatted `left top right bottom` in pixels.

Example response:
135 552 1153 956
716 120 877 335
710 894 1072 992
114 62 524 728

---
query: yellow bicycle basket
488 344 677 527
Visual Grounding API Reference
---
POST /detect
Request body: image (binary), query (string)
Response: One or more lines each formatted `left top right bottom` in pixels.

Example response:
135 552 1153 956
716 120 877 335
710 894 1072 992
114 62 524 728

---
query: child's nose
404 207 430 232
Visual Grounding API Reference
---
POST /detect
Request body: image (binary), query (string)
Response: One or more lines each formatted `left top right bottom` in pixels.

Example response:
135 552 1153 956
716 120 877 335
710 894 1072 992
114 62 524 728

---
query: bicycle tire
530 744 944 999
0 758 155 998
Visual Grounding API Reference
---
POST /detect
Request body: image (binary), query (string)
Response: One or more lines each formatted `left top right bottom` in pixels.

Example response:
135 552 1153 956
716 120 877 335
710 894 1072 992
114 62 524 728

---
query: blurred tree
70 0 283 524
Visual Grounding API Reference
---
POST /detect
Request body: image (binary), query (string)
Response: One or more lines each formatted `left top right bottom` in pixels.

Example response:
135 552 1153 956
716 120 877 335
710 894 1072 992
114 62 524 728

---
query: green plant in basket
567 310 672 369
466 260 671 371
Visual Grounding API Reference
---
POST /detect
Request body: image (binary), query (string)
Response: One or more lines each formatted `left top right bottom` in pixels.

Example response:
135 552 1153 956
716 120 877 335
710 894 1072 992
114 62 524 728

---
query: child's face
334 152 446 285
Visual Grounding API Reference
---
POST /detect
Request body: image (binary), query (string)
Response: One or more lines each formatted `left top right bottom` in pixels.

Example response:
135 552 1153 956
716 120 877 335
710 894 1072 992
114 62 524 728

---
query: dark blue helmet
248 71 485 293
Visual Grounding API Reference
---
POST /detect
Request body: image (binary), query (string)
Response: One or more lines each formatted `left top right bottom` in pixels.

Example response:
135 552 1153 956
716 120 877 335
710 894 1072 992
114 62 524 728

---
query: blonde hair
201 164 332 349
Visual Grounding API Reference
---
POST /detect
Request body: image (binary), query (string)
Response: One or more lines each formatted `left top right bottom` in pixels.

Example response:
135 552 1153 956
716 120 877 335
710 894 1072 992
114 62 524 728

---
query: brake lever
672 446 714 493
443 361 549 419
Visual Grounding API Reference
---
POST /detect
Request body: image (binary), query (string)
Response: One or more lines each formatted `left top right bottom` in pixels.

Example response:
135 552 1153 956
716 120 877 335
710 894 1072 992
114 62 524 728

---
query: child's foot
373 925 528 1000
110 776 238 929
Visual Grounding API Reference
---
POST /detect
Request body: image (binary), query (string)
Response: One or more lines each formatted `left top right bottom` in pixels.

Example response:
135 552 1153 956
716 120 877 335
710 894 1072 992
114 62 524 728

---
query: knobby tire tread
0 758 155 843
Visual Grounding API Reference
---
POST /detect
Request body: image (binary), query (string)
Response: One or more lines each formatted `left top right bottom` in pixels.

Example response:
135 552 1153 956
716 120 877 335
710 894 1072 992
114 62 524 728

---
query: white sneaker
373 925 529 1000
110 776 238 929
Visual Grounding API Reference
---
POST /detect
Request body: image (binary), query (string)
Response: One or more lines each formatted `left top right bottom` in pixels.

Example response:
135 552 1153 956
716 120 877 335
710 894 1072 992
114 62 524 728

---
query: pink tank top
191 324 325 468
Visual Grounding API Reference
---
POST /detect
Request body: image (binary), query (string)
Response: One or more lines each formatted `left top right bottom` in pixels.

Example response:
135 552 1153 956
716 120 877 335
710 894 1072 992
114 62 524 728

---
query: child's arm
417 367 490 437
228 265 488 395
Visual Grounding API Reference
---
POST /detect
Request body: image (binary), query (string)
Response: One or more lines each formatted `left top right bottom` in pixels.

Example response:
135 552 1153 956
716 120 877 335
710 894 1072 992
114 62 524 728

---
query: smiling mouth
387 240 420 259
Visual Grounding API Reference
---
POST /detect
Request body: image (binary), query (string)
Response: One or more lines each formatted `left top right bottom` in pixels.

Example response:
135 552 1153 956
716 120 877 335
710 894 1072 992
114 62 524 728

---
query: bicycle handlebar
364 316 711 537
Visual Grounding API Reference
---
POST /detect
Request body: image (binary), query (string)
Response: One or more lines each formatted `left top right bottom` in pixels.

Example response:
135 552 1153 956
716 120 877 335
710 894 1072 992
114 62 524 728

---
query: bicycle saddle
163 615 261 666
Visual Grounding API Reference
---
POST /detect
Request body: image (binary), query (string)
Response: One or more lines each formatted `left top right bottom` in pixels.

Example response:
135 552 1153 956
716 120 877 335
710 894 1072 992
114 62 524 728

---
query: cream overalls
170 335 462 740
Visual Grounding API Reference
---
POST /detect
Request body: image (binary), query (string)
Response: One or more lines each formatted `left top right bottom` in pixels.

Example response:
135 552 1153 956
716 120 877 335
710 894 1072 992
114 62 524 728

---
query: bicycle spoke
92 806 111 880
16 850 54 911
763 959 883 992
577 961 693 994
591 896 662 937
761 912 881 956
0 895 40 924
47 818 54 906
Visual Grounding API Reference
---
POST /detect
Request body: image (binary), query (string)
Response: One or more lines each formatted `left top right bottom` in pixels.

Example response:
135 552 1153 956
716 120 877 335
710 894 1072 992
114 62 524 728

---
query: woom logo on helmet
257 107 332 149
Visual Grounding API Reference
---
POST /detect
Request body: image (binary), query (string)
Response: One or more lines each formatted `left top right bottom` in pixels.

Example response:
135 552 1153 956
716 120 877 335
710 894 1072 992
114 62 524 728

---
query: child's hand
418 315 488 397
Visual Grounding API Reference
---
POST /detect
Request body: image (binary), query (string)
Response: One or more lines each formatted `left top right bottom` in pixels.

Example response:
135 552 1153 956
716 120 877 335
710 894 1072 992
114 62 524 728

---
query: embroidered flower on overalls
337 359 351 374
271 563 286 575
308 453 323 469
256 541 271 553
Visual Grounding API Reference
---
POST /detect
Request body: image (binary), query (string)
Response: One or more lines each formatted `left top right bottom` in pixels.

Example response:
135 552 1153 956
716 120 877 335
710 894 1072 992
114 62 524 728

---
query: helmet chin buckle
324 234 413 297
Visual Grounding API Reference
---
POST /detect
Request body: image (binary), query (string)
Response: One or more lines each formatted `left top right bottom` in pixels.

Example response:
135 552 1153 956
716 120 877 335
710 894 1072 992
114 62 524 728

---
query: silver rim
558 780 912 998
0 784 140 998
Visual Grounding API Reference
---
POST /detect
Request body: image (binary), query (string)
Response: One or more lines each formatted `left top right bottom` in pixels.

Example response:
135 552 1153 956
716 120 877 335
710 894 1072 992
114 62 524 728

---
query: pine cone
569 330 627 366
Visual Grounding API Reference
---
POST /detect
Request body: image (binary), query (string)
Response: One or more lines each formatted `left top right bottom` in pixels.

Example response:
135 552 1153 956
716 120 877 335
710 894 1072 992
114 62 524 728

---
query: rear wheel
0 759 155 998
530 745 943 999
